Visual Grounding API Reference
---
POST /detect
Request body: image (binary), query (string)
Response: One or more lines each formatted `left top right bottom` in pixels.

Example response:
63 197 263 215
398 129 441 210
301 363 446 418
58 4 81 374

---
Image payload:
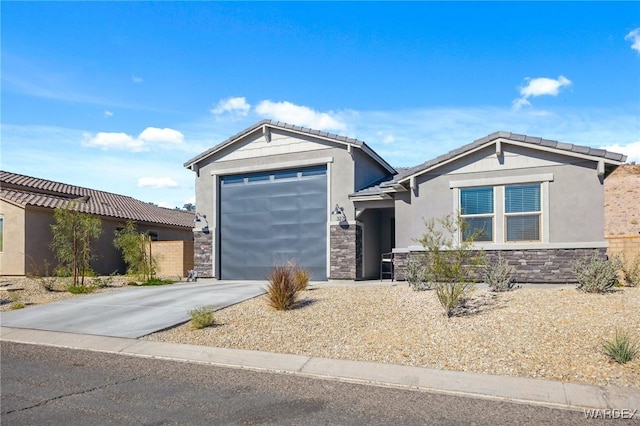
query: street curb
1 326 639 412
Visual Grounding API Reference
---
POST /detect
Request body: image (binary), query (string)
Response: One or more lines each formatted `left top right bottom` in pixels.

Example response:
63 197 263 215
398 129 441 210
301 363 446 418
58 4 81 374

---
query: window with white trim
460 187 493 242
505 184 541 242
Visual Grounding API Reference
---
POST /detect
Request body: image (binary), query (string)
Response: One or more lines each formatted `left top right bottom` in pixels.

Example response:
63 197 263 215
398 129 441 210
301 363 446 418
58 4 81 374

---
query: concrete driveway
0 280 266 338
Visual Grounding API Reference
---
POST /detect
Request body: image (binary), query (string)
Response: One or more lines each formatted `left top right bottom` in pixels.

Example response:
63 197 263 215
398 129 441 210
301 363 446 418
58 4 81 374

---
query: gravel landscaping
3 277 638 389
144 283 640 389
0 276 130 312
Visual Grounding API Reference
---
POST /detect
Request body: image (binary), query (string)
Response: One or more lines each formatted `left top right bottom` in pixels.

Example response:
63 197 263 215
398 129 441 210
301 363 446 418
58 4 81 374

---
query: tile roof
394 131 627 185
351 131 628 197
183 119 395 174
0 171 195 228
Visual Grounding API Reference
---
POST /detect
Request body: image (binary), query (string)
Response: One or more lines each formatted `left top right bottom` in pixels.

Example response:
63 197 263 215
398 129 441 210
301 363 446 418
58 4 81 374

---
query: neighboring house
185 121 627 283
0 171 195 276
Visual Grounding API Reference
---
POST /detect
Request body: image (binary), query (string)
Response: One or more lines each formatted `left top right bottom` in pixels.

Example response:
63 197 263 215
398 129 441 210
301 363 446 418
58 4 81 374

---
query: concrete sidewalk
1 326 638 413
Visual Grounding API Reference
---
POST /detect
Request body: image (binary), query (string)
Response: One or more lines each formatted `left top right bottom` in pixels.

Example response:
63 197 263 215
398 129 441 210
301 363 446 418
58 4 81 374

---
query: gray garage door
219 166 327 280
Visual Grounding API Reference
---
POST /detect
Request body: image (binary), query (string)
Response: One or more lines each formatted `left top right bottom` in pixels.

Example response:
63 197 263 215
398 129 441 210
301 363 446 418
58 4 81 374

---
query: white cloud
602 141 640 164
211 96 251 116
138 127 184 145
83 127 184 151
376 131 396 144
255 100 347 131
625 28 640 53
137 177 179 188
513 76 572 110
156 201 175 209
82 131 144 151
132 75 144 83
104 110 113 117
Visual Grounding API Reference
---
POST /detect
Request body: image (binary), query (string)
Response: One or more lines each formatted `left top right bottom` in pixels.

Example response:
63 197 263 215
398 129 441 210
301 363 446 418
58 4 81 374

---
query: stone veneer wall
330 223 362 279
393 247 607 284
193 230 213 278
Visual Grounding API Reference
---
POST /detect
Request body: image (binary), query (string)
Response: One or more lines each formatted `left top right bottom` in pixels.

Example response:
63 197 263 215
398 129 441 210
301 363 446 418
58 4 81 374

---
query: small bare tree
50 203 102 286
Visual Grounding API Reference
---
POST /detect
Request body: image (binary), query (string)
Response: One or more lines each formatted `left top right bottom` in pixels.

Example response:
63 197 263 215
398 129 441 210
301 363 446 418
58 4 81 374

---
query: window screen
505 184 541 241
460 187 494 242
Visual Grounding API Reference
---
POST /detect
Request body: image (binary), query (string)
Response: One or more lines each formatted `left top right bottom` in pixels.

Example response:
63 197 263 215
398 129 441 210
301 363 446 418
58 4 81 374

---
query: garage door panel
220 166 327 280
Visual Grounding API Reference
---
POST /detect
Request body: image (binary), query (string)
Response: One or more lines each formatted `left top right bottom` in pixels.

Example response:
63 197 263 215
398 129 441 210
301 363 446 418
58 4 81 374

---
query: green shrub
405 255 431 291
10 301 25 310
140 278 174 286
621 253 640 287
434 282 474 317
266 263 299 310
67 284 96 294
602 329 638 364
484 254 516 292
415 214 485 316
189 305 216 329
572 254 622 293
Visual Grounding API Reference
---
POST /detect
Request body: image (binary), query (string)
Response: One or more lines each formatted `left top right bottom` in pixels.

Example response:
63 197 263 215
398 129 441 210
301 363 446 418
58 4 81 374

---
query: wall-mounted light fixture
193 212 210 233
193 212 207 223
331 204 347 222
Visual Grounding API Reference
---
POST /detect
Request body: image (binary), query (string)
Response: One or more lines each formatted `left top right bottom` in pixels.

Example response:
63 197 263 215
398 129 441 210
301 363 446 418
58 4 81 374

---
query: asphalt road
1 342 588 425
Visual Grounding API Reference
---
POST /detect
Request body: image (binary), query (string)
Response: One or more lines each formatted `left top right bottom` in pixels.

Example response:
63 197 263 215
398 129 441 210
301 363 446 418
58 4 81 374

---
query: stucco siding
0 201 26 275
394 144 605 249
353 148 393 192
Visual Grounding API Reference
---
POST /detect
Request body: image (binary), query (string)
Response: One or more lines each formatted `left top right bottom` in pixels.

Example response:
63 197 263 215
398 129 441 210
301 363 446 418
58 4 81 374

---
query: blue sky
2 2 639 209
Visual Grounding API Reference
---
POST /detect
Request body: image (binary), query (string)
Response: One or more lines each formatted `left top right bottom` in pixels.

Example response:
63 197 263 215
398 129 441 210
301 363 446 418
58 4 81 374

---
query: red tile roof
1 171 194 228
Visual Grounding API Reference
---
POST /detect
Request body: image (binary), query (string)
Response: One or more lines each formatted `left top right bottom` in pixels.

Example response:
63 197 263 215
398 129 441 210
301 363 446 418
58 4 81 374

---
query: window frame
0 216 3 252
504 183 542 243
451 175 550 246
459 186 495 243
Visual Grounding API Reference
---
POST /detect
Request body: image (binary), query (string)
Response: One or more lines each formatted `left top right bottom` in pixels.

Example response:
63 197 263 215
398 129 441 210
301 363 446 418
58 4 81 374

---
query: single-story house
184 120 627 283
0 171 195 276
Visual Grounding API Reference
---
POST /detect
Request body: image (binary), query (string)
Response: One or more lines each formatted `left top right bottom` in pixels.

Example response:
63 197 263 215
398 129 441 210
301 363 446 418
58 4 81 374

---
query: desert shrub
415 214 485 316
91 272 118 288
292 265 311 292
266 263 299 310
572 254 622 293
27 258 60 292
189 305 216 329
602 329 638 364
67 284 96 294
10 301 25 310
484 254 516 292
113 221 157 282
621 253 640 287
405 255 431 291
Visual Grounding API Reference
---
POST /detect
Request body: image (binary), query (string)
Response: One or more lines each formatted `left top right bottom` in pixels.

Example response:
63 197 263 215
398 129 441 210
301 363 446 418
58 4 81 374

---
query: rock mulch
144 284 640 389
0 276 129 312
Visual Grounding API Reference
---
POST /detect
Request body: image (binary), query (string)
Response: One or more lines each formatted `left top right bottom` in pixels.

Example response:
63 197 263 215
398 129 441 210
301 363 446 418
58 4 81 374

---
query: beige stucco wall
152 240 194 278
0 200 26 275
606 236 640 263
394 143 607 249
4 205 193 277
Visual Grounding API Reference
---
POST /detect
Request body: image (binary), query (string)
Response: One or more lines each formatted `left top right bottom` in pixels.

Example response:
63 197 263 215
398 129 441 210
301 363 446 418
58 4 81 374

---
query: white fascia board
349 194 392 201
